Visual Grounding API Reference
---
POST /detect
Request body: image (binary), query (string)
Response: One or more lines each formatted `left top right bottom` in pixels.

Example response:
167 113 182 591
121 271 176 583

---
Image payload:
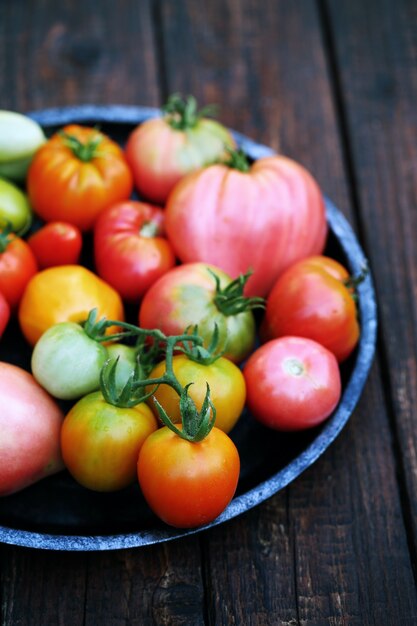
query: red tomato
0 232 38 309
94 201 176 301
137 425 240 528
0 290 10 337
261 256 360 362
125 94 235 204
27 125 133 231
243 336 341 431
28 221 83 269
165 154 327 297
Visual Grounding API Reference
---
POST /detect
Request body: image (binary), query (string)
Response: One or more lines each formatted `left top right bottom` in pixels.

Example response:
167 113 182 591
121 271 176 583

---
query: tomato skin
138 262 256 363
243 336 341 431
0 177 33 235
0 362 64 496
165 156 327 297
137 426 240 528
18 265 124 346
27 125 133 231
31 322 108 400
125 117 235 204
0 235 38 309
28 221 83 269
61 391 158 492
0 290 10 337
94 201 176 301
148 354 246 434
261 256 360 362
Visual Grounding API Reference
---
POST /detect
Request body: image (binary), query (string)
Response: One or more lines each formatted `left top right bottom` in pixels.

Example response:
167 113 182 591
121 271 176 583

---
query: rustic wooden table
1 1 417 624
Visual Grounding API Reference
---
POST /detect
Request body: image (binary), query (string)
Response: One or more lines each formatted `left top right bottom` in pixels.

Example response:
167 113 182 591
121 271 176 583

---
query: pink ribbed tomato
165 153 327 297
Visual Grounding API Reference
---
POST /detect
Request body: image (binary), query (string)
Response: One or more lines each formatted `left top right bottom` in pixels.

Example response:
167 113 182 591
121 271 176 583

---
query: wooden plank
324 0 417 560
156 0 417 622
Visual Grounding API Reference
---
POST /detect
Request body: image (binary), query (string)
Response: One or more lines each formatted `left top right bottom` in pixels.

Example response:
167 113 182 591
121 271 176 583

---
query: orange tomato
27 125 133 231
18 265 124 346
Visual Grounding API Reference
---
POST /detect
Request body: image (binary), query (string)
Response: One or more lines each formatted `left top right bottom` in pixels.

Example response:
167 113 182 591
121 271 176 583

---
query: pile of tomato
0 96 362 529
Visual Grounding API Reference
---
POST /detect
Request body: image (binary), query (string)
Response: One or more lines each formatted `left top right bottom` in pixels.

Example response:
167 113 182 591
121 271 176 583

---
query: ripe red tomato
27 221 83 269
0 290 10 337
27 125 133 231
165 154 327 297
261 256 360 362
243 336 341 431
125 94 236 204
94 201 176 301
137 425 240 528
0 231 38 309
138 262 257 363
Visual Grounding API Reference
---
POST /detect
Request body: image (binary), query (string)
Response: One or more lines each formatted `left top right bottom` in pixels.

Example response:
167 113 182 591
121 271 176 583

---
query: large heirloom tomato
139 262 260 363
94 201 176 301
125 94 235 204
18 265 124 346
0 228 38 309
165 153 327 297
27 125 133 231
261 256 360 362
243 336 341 431
137 425 240 528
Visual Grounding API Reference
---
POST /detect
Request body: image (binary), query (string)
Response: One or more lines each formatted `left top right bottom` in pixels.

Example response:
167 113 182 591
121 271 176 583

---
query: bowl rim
0 104 377 551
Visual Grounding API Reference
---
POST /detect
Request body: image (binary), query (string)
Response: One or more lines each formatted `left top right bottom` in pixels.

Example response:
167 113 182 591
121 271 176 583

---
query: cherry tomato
18 265 124 346
125 94 235 204
28 221 83 269
148 354 246 434
61 391 158 492
0 230 38 309
27 125 133 231
165 153 327 297
137 425 240 527
243 336 341 431
261 256 360 362
94 201 176 302
139 262 257 363
0 290 10 337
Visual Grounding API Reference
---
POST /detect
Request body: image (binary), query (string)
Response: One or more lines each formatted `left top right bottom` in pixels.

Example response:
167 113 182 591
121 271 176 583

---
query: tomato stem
0 222 14 253
59 130 103 162
163 93 218 131
209 268 265 316
221 147 251 172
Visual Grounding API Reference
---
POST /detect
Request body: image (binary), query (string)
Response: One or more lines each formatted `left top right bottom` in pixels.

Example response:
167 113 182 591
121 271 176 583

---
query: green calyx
343 262 369 298
209 268 265 316
59 130 102 162
0 221 14 253
100 357 157 409
179 324 225 365
221 147 250 172
162 93 218 131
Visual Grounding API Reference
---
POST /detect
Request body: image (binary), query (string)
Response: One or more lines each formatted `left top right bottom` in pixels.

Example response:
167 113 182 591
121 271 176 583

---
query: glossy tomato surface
0 235 38 309
261 256 360 362
94 201 176 301
27 125 133 231
243 336 342 431
28 222 83 269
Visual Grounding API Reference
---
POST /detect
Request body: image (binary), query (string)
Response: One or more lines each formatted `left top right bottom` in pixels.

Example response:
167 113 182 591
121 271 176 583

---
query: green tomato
106 343 138 391
0 177 33 235
0 111 45 182
31 322 108 400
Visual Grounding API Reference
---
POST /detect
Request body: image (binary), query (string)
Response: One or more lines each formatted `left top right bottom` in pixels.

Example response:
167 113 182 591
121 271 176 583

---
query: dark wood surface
1 1 416 624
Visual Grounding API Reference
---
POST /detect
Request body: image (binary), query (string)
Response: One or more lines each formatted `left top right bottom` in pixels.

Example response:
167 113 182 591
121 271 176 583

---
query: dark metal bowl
0 106 377 551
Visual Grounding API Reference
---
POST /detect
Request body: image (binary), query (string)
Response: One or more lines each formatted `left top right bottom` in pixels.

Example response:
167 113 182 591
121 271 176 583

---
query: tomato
27 125 133 231
165 152 327 297
106 343 139 392
261 256 360 362
0 362 64 496
18 265 124 346
28 221 83 269
0 177 33 235
148 354 246 434
125 94 235 204
137 425 240 527
61 391 158 492
94 201 176 301
0 290 10 337
138 262 258 363
31 322 108 400
0 229 38 310
243 336 341 431
0 110 45 182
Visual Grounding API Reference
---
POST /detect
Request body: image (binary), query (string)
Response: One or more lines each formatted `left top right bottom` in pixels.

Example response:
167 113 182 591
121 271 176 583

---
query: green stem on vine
208 268 265 316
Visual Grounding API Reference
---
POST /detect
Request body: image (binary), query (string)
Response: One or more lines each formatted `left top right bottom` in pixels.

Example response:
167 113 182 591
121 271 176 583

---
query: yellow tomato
148 354 246 434
18 265 124 346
